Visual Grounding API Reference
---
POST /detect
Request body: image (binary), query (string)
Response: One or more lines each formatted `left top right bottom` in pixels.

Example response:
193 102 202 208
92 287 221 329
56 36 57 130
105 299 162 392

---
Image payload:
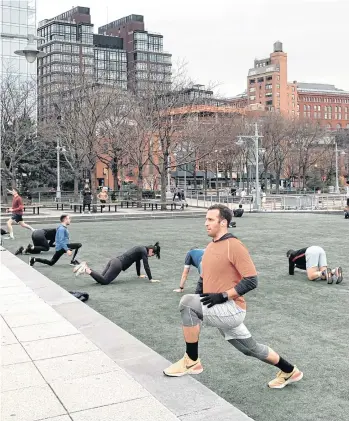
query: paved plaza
2 212 349 421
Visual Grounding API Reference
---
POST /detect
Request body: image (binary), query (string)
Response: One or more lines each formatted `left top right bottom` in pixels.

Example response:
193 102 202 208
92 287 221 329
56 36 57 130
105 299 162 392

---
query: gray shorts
180 294 251 340
305 246 327 269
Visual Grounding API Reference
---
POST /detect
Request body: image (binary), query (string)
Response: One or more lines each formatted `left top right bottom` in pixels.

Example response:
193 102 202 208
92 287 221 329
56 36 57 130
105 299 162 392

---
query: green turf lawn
5 213 349 421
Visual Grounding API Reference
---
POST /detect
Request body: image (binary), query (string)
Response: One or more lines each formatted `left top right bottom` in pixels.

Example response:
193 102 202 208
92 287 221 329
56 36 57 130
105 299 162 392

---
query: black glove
200 293 228 308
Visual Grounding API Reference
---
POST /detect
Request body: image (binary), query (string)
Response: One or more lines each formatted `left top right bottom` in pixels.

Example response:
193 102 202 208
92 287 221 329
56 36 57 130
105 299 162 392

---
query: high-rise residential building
247 41 297 115
0 0 36 80
234 41 349 130
37 7 127 119
99 14 172 92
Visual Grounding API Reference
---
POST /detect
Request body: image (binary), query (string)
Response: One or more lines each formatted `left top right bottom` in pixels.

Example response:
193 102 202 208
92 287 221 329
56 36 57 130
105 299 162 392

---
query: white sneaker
73 261 87 276
9 234 14 240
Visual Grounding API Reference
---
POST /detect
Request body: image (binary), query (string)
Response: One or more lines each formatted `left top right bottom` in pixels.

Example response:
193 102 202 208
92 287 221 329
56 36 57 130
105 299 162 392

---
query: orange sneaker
268 366 303 389
163 353 203 377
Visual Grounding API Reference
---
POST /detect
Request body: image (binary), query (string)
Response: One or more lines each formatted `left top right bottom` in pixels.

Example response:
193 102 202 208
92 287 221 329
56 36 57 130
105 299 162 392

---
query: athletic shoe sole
336 267 343 284
268 371 303 389
327 268 333 284
163 367 204 377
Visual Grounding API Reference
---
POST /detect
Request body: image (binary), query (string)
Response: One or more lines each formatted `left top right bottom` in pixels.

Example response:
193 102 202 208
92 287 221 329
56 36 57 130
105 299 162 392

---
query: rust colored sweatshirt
201 233 257 310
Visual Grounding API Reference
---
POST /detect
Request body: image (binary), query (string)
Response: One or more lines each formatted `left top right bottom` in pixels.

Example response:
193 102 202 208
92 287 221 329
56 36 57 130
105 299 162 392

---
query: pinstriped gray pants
179 294 251 340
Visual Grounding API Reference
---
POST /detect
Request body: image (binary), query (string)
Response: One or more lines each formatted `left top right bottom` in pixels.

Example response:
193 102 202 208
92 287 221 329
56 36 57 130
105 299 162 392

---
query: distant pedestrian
239 189 246 205
83 187 92 213
97 187 108 209
6 188 34 239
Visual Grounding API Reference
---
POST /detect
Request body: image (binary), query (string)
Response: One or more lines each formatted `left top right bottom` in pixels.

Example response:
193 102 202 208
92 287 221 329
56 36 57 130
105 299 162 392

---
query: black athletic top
118 246 152 280
33 229 57 247
288 248 307 275
233 209 244 217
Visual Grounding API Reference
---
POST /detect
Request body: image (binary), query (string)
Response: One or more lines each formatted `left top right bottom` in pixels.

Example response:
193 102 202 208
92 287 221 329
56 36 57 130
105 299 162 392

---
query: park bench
118 199 138 208
70 203 118 213
143 201 178 211
1 204 43 215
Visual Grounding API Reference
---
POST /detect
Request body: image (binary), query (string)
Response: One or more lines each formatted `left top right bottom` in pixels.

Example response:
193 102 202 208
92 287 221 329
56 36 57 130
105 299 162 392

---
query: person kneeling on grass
287 246 343 284
74 242 161 285
15 228 56 255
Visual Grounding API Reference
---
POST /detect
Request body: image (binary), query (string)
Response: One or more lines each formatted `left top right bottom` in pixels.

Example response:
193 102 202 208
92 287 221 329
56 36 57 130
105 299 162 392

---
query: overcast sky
36 0 349 96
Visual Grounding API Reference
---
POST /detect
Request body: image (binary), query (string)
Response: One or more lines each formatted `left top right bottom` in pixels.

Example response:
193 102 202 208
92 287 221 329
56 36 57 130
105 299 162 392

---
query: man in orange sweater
164 204 303 389
6 188 34 239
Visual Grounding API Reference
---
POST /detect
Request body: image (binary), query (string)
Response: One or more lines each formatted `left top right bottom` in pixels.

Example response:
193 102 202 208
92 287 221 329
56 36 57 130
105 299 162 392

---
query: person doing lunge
29 215 81 267
164 204 303 389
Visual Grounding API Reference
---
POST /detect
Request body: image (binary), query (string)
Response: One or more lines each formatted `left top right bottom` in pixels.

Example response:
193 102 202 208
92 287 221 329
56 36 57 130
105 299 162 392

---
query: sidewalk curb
1 251 253 421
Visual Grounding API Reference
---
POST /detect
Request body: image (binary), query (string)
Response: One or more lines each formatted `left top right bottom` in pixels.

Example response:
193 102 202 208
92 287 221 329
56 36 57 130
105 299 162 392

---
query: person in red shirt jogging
6 188 34 239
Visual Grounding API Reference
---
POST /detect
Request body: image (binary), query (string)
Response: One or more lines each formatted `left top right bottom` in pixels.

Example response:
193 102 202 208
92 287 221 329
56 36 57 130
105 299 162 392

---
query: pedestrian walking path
1 250 253 421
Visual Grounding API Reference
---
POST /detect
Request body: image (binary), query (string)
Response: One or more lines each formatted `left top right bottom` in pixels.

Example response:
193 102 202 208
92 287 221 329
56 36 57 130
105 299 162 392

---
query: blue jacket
184 249 205 275
55 224 69 251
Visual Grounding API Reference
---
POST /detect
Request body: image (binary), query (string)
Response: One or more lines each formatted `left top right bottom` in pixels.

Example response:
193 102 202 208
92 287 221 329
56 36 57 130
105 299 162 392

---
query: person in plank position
73 242 161 285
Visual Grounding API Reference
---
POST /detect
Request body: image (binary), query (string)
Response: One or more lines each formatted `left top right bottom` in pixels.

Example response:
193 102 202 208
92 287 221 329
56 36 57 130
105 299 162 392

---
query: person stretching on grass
173 248 205 293
15 228 56 255
164 204 303 389
30 215 81 267
73 242 161 285
287 247 343 284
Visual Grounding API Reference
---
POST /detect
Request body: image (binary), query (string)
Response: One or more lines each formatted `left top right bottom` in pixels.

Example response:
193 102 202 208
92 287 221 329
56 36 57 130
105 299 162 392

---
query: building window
257 77 264 83
336 123 341 129
249 95 256 101
249 79 255 84
276 84 280 89
249 87 256 93
265 84 272 90
266 76 272 81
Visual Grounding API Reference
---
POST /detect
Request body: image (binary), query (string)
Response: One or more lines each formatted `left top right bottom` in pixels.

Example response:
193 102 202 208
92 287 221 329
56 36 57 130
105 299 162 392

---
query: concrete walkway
1 250 253 421
1 206 206 224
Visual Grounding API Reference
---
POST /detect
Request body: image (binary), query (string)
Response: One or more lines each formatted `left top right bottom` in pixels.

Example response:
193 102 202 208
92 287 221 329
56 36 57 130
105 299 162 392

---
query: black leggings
90 257 122 285
83 204 91 212
28 232 50 254
35 243 82 266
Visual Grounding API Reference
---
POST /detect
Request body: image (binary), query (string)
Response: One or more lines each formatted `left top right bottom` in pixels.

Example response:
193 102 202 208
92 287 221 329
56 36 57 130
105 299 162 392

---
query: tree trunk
193 167 197 189
1 167 9 204
160 168 167 209
136 165 143 206
73 174 79 202
90 165 98 212
275 169 281 194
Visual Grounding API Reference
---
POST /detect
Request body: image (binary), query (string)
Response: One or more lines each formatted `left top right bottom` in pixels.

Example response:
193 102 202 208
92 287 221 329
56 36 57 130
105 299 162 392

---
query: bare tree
290 119 326 189
43 72 127 206
136 69 219 206
260 113 292 193
0 73 38 202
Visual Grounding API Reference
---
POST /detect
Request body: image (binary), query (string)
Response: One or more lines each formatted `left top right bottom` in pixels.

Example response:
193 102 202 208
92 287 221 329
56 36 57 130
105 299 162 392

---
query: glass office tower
0 0 36 79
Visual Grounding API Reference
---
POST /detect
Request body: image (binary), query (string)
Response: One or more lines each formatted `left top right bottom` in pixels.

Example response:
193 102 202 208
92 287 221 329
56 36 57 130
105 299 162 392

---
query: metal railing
185 191 347 212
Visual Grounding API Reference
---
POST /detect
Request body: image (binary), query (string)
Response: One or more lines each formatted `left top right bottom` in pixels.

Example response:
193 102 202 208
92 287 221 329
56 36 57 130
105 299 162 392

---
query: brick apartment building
235 41 349 130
